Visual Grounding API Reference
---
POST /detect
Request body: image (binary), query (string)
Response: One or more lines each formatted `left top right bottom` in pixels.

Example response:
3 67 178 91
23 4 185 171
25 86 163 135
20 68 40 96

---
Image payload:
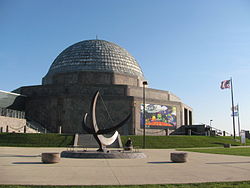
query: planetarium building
1 39 192 135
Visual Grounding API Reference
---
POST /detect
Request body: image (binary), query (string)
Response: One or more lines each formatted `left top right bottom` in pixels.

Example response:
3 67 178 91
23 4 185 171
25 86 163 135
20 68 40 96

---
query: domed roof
44 40 144 80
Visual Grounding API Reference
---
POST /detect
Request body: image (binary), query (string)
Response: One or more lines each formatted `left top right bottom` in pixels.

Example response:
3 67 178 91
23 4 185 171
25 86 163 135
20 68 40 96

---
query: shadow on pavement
0 154 40 158
207 161 250 164
148 161 174 164
12 162 44 164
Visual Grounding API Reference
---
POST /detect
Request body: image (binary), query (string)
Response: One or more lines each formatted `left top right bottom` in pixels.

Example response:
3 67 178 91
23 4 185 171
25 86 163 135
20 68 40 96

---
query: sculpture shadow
0 154 40 158
12 162 43 164
148 161 174 164
206 161 250 165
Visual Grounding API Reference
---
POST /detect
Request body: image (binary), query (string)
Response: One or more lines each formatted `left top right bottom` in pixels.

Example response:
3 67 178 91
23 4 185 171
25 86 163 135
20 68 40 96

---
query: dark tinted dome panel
45 40 144 79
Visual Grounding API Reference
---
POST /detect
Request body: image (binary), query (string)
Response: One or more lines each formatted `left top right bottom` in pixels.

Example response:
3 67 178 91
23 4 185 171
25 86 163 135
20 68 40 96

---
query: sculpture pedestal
61 150 146 159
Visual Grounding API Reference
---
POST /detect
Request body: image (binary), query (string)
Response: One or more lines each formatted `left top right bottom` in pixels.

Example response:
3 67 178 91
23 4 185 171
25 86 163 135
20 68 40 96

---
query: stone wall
0 108 25 119
127 86 181 102
113 73 142 87
15 82 192 135
17 84 128 97
18 84 134 134
0 116 29 133
43 71 141 87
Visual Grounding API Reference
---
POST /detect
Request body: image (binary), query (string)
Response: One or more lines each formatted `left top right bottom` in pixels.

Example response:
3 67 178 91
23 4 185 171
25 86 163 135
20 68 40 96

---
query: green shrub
0 133 74 147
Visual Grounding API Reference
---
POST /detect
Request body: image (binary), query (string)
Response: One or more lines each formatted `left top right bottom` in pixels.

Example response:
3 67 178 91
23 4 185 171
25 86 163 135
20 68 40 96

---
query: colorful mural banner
140 104 177 129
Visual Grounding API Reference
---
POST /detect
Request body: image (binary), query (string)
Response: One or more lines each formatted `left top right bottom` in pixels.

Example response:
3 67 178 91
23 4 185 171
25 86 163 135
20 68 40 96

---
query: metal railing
0 107 25 119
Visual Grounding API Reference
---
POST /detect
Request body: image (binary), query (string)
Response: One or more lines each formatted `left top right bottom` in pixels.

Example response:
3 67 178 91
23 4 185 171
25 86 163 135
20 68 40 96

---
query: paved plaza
0 147 250 185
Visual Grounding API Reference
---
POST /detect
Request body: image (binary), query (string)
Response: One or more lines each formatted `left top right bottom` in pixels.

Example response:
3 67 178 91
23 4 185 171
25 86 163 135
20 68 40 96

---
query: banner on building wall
140 104 177 129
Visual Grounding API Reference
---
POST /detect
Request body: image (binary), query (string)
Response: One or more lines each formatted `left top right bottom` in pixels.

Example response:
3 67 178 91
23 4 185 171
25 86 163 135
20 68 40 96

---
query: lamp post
209 120 213 127
142 81 148 149
208 120 213 136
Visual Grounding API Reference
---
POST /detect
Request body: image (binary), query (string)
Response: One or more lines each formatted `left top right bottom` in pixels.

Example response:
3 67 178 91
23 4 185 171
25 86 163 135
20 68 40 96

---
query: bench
123 145 140 152
224 143 231 148
124 146 133 151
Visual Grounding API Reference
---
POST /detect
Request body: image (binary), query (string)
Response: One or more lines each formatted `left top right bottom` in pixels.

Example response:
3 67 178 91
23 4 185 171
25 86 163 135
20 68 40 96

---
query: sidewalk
0 147 250 185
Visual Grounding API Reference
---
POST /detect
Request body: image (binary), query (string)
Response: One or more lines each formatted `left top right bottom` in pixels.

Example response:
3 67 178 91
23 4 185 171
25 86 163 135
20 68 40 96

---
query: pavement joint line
105 158 121 185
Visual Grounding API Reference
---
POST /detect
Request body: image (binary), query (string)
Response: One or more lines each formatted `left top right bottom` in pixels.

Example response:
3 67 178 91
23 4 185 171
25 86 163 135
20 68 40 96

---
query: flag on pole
231 104 239 112
220 80 231 89
231 111 239 117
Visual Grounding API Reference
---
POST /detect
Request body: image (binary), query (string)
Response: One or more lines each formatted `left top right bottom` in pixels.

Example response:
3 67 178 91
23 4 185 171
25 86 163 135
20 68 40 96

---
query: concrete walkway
0 147 250 185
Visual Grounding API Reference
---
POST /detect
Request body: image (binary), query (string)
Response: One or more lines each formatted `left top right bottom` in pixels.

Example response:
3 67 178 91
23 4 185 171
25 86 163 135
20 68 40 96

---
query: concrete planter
41 153 60 163
170 152 187 163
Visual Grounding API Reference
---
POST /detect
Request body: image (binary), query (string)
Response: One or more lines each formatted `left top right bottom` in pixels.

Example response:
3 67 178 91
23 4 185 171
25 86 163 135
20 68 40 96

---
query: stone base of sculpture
61 150 146 159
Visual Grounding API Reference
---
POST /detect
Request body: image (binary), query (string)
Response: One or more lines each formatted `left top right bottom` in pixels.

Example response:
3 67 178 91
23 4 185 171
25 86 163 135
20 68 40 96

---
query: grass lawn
0 133 249 148
179 147 250 156
1 181 250 188
121 135 250 149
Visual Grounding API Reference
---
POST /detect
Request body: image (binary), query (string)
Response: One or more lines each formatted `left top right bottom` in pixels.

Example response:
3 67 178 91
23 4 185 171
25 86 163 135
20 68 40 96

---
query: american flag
220 80 231 89
231 104 239 112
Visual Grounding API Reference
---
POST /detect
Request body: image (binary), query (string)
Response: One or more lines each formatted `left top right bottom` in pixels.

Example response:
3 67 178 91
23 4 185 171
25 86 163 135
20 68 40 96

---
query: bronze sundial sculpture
61 91 146 159
82 91 131 152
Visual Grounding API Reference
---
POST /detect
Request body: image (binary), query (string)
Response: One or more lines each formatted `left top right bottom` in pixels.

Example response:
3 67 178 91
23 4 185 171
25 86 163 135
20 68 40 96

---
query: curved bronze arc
82 113 103 150
82 112 131 135
92 91 119 146
97 113 131 134
81 90 131 151
82 113 95 134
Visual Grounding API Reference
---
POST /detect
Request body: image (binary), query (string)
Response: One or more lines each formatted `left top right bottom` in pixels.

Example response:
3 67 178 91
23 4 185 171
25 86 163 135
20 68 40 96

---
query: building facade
5 39 192 135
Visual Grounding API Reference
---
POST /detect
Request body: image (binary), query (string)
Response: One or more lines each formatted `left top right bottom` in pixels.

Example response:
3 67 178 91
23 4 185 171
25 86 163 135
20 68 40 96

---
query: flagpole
237 104 241 137
230 77 236 139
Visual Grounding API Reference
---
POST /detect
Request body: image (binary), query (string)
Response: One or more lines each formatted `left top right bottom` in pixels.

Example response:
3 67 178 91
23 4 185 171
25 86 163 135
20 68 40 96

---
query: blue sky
1 0 250 134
